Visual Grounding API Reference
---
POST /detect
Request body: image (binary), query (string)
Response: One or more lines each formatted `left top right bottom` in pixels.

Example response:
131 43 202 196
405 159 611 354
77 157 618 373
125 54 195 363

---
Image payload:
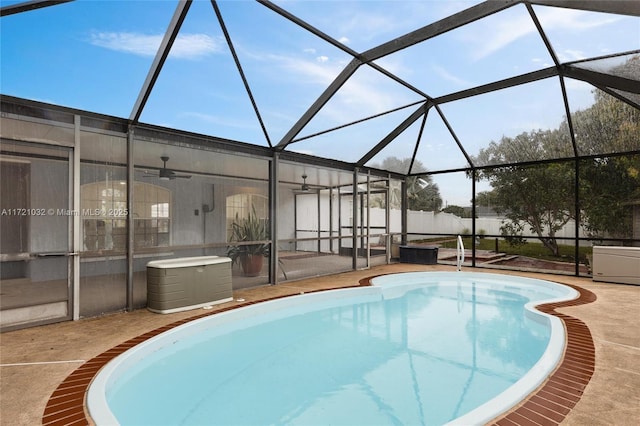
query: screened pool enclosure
1 0 639 330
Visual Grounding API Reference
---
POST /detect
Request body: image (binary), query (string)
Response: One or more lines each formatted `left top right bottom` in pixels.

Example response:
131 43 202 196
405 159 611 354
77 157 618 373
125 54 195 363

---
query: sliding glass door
1 140 74 330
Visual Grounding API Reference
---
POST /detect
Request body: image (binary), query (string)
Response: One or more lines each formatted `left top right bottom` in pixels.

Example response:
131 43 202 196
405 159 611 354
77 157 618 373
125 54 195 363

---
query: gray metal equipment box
147 256 233 314
399 245 439 265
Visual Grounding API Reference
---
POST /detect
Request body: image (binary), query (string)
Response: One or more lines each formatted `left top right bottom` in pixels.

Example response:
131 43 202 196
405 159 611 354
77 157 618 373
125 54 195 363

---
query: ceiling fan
300 174 310 191
293 174 317 193
144 156 192 180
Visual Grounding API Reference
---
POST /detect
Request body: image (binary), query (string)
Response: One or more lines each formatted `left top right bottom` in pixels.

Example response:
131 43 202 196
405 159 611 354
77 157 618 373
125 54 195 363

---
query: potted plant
226 206 270 277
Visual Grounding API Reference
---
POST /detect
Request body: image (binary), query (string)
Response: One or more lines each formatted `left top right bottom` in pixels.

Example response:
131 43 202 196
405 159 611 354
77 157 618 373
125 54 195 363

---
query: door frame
0 120 79 330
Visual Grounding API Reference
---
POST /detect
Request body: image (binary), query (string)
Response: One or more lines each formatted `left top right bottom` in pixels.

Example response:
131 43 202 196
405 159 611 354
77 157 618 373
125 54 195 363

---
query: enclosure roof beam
434 104 474 168
357 102 430 167
212 0 272 147
129 0 191 124
260 0 432 103
0 0 72 17
258 0 360 58
360 0 518 63
434 67 558 105
275 58 362 150
598 86 640 110
407 112 429 175
526 3 561 68
526 0 640 17
561 65 640 94
290 100 424 144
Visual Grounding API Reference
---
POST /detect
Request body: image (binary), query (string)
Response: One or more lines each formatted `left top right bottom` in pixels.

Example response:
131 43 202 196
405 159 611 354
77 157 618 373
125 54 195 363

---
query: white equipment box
592 246 640 285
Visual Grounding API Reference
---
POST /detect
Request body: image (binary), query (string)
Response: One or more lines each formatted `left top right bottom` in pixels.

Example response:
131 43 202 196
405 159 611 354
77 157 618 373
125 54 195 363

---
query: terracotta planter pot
241 254 264 277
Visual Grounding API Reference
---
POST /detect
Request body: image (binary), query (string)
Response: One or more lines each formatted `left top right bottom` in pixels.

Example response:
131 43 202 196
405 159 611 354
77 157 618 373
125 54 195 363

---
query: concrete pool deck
1 263 639 425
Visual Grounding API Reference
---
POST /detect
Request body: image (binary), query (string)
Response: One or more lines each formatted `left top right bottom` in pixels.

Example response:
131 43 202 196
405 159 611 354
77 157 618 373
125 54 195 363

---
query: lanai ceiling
1 0 639 176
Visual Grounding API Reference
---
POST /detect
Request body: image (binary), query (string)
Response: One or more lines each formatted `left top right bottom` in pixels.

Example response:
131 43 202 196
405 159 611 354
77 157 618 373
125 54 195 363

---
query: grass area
424 237 592 263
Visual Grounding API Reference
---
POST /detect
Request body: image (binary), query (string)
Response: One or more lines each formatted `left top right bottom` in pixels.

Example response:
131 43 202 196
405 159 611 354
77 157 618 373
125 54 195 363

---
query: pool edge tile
489 283 596 426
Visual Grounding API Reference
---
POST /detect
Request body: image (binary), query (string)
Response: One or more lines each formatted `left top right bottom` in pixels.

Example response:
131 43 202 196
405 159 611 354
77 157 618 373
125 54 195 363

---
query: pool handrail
456 235 465 271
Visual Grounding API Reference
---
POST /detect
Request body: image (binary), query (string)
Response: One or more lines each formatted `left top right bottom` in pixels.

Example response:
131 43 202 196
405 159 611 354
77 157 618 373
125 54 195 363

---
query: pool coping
491 282 597 426
41 276 596 426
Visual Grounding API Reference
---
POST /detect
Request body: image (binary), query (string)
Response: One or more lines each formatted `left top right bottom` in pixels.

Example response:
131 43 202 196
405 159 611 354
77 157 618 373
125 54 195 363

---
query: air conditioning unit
592 246 640 285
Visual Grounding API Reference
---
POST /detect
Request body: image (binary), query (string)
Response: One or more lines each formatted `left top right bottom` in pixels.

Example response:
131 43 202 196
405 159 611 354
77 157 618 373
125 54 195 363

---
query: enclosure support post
126 127 135 311
574 158 580 276
270 153 279 285
352 168 359 270
471 169 477 267
72 115 81 320
317 187 321 254
366 172 371 268
401 178 407 246
386 174 391 264
329 187 334 254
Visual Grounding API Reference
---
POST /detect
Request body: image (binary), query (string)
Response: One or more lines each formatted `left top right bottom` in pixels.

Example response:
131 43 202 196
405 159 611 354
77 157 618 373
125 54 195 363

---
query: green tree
442 205 472 218
475 190 501 216
475 61 639 254
569 87 640 239
579 155 640 239
406 175 442 211
475 137 575 256
373 156 443 211
569 90 640 155
475 191 495 207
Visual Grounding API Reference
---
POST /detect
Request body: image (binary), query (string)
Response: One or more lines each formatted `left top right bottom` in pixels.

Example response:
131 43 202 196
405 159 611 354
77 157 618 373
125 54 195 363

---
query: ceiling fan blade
148 156 192 180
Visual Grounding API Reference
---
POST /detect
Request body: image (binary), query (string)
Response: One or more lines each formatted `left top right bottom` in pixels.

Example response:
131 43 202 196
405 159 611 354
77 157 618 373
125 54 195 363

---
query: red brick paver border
42 284 368 425
491 283 597 425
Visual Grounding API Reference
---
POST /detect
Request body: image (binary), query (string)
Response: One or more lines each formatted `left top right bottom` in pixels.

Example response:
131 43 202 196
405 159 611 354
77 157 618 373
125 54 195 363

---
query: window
133 182 171 249
81 180 127 251
81 181 171 251
226 193 268 240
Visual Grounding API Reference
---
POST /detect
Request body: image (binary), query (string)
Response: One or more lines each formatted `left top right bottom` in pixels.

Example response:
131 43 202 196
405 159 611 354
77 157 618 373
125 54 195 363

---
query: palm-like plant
226 205 270 275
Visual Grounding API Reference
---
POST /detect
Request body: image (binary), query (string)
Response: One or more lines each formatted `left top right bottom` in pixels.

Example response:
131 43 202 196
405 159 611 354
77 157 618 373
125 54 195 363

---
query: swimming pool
87 272 577 425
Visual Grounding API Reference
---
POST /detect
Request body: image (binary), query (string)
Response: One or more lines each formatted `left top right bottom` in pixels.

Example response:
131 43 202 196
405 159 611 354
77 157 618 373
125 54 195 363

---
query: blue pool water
88 272 577 425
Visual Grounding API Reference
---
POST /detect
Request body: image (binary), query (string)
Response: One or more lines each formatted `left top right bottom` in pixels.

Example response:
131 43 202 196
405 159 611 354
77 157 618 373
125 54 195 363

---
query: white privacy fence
400 209 587 240
292 194 586 247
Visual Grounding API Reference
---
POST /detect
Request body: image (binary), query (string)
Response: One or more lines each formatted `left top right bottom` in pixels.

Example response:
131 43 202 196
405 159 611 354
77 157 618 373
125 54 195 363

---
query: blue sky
1 0 638 204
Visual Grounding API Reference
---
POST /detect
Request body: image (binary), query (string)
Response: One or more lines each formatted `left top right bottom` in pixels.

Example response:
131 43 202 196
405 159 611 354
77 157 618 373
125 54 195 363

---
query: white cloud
535 8 621 32
431 64 472 87
270 53 406 123
322 73 409 123
374 56 410 75
170 34 223 59
558 49 587 62
89 32 222 59
90 32 159 56
340 13 397 43
231 35 415 130
467 8 622 60
469 14 536 60
276 55 340 87
332 1 460 48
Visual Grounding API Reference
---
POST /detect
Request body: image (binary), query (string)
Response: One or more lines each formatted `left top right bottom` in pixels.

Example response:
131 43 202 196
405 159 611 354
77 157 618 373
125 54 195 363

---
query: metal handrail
456 235 465 271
